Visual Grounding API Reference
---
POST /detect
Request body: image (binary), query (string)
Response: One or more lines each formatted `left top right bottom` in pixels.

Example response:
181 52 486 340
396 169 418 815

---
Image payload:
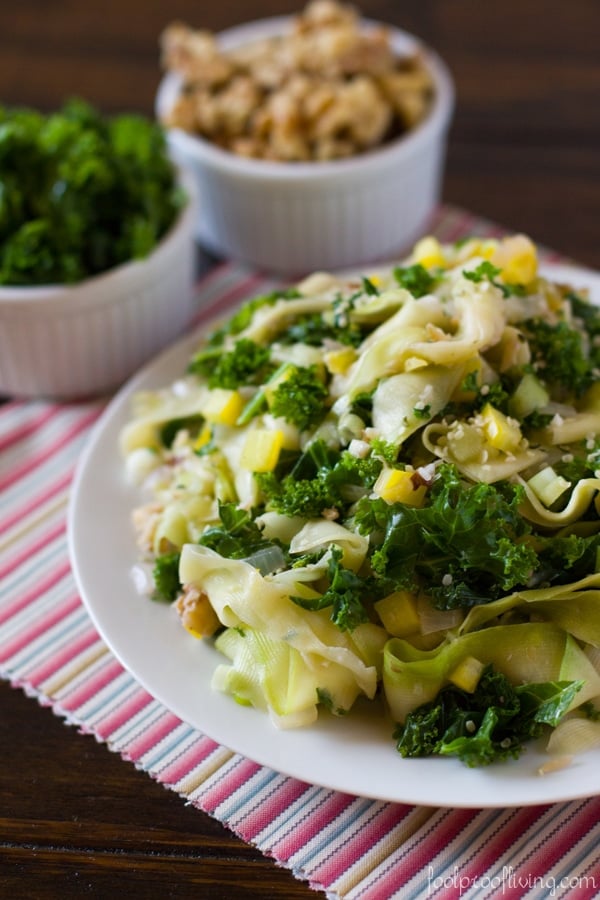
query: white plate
68 261 600 808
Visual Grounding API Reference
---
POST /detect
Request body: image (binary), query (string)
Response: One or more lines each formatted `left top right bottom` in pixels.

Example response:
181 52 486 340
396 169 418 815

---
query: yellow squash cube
448 656 485 693
412 236 446 269
373 467 428 506
480 403 522 452
375 590 420 637
240 429 284 472
202 389 244 426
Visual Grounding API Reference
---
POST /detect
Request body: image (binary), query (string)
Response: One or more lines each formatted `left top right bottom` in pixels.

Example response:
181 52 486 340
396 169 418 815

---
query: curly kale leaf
522 317 596 395
354 463 537 608
392 263 437 298
257 440 382 518
198 502 283 561
188 338 272 388
269 365 329 431
394 665 582 766
291 545 371 631
0 98 181 285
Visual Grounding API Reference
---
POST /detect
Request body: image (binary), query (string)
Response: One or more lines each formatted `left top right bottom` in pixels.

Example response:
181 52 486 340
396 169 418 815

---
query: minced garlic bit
160 0 434 161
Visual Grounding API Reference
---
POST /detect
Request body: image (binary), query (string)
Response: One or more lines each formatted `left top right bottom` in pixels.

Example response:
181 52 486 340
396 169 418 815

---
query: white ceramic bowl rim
158 15 455 182
0 170 197 308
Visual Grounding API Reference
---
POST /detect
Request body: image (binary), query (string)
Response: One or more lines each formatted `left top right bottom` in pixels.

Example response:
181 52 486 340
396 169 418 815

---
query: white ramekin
157 16 454 275
0 176 198 400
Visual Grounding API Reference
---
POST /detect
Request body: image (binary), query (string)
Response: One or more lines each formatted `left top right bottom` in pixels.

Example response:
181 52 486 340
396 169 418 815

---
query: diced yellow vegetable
324 347 357 376
193 423 213 451
448 656 485 692
480 403 522 452
455 238 499 264
412 236 446 269
492 234 538 285
375 590 420 637
527 466 571 507
203 389 244 426
373 467 428 506
240 429 284 472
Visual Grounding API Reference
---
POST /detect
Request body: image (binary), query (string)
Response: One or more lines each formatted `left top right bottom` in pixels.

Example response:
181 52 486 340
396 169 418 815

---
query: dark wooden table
1 2 599 897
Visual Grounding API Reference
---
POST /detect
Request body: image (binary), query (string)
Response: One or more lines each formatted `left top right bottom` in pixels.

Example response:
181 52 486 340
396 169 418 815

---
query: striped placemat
2 205 600 899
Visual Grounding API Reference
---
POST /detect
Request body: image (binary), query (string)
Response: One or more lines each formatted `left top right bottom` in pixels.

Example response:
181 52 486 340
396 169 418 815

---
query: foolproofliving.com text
427 865 597 897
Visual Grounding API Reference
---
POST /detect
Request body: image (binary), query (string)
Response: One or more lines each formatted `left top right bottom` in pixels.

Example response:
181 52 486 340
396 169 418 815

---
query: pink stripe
0 405 59 453
270 791 356 859
0 593 81 663
492 800 600 900
124 710 184 762
25 627 101 687
59 657 125 712
389 808 480 892
199 757 262 814
0 558 72 626
236 778 311 845
0 519 66 580
191 272 267 329
94 688 155 740
0 406 101 493
311 803 415 889
0 469 72 538
447 806 546 900
157 735 222 785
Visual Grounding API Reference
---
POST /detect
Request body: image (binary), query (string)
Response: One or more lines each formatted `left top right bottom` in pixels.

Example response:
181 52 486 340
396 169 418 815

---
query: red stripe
0 519 67 580
198 757 263 814
235 779 312 845
0 469 72 538
389 808 481 892
492 799 600 900
94 688 155 740
0 558 72 626
58 657 125 712
0 406 101 493
310 802 415 889
270 791 356 859
0 593 81 663
0 405 59 453
157 735 222 786
446 805 547 900
124 711 184 762
191 272 268 329
25 628 102 688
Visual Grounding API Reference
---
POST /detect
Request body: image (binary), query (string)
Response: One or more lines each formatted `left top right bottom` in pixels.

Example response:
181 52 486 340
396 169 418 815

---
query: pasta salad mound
121 233 600 767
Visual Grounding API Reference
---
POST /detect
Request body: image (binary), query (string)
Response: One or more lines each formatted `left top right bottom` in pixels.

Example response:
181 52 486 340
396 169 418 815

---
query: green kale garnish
354 463 537 608
0 99 182 285
152 552 181 603
188 338 272 388
199 502 281 561
522 317 597 395
292 545 371 631
394 665 582 766
269 365 329 431
257 440 382 518
392 263 436 298
361 276 380 296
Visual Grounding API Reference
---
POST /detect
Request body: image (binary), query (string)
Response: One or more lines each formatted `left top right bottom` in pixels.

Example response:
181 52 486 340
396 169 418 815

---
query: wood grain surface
1 2 599 897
